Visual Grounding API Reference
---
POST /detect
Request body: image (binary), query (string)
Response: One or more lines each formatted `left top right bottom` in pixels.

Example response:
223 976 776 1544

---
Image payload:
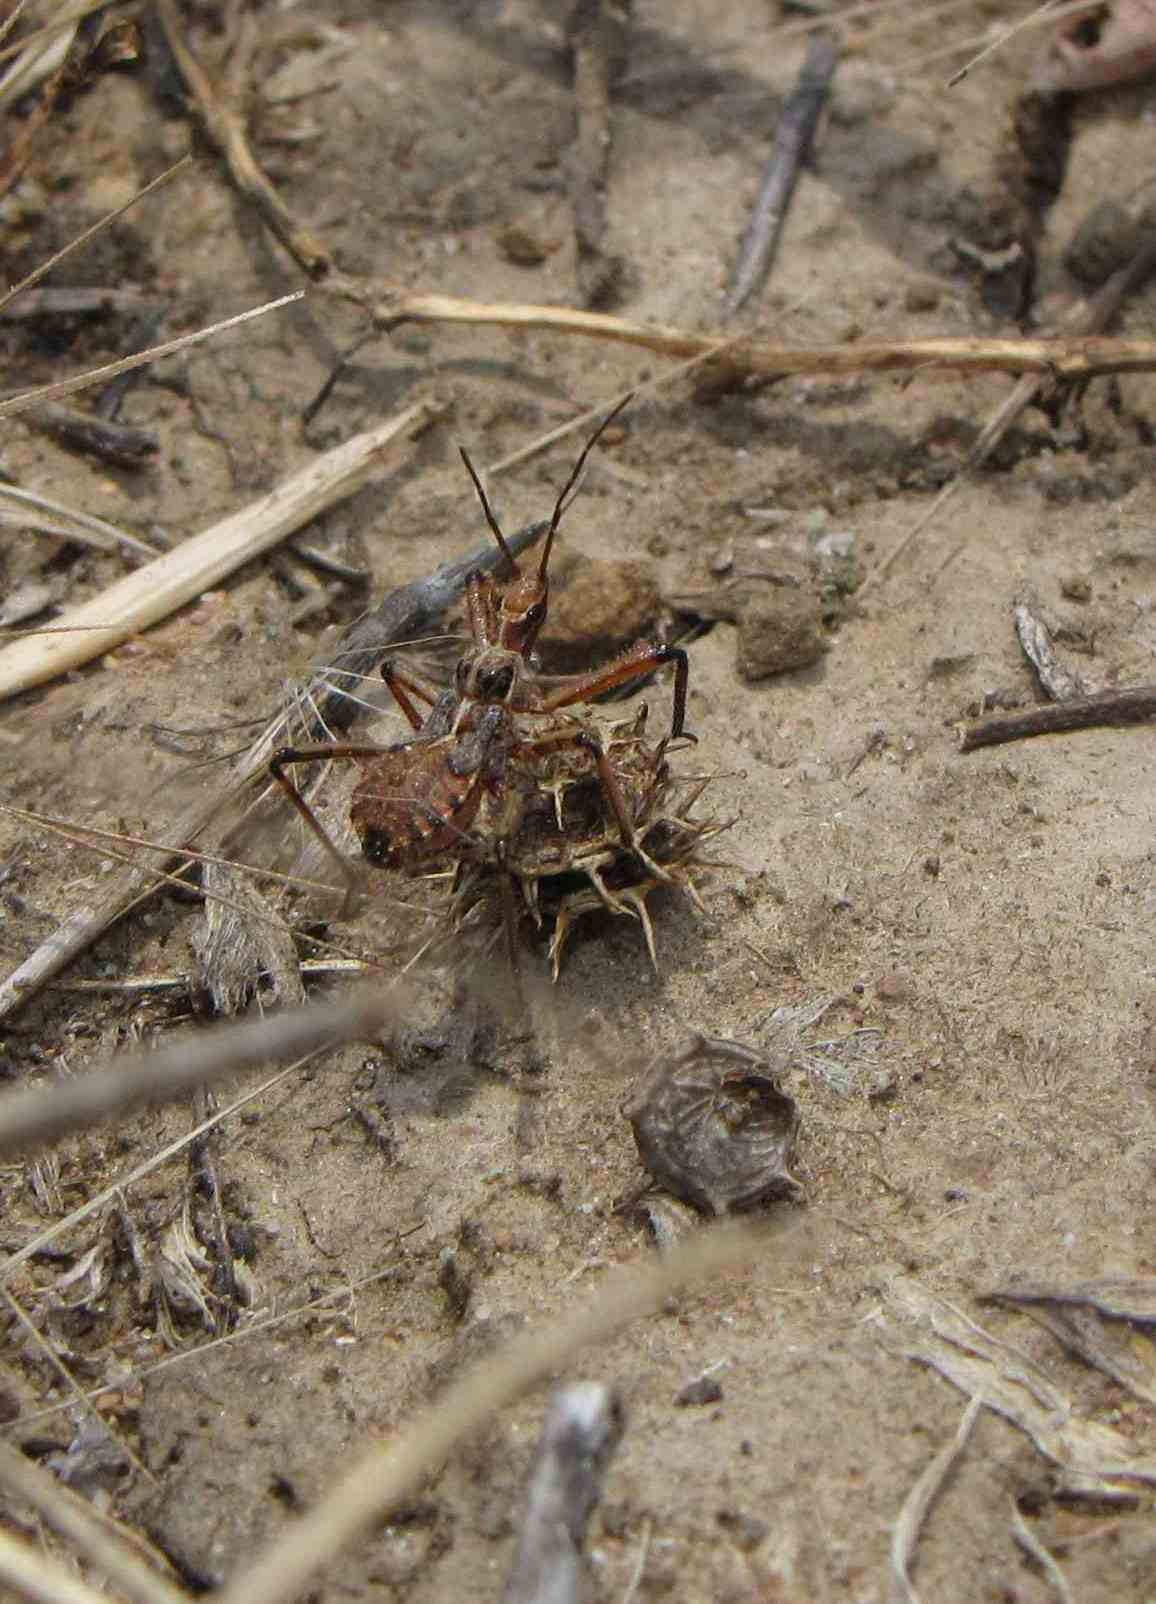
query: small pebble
675 1375 723 1407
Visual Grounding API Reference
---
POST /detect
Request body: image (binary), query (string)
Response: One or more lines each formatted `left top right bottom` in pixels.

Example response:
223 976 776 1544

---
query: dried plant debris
192 861 305 1015
987 1276 1156 1409
754 994 888 1097
451 707 727 977
500 1382 624 1604
884 1277 1156 1502
626 1033 800 1215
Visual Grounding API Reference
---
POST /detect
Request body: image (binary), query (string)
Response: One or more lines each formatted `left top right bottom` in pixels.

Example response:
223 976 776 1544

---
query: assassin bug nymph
268 398 695 915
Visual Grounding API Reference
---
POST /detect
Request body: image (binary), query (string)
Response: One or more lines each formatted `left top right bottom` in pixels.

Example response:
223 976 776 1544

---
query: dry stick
154 0 330 280
0 1442 189 1604
0 286 157 319
217 1224 762 1604
567 0 630 307
24 402 159 469
0 986 401 1158
0 517 545 1024
959 683 1156 751
0 1524 115 1604
500 1383 624 1604
891 1394 984 1604
1013 591 1092 700
0 397 438 700
0 484 160 561
722 33 838 320
863 223 1156 594
356 283 1156 384
1009 1499 1075 1604
0 289 304 417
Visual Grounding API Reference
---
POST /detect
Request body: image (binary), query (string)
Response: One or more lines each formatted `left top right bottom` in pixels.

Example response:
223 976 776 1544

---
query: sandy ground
5 1 1156 1599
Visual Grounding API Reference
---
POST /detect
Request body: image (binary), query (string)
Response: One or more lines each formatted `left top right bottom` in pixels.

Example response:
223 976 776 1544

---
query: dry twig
891 1394 984 1604
722 34 838 320
567 0 630 307
1009 1500 1074 1604
154 0 330 279
501 1382 624 1604
960 683 1156 751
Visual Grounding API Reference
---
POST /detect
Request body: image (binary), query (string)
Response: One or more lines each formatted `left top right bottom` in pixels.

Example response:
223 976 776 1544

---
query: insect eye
525 602 546 626
361 826 392 866
479 662 515 700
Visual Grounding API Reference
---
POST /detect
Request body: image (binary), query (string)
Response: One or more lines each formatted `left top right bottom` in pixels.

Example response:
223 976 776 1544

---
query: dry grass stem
353 287 1156 383
0 289 304 417
155 0 331 279
0 987 403 1158
0 396 438 700
0 1441 189 1604
217 1223 764 1604
945 0 1075 85
0 485 160 561
1009 1499 1075 1604
891 1394 984 1604
0 1523 117 1604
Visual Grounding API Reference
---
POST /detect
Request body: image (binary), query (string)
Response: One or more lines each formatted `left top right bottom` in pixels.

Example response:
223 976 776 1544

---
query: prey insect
268 399 696 930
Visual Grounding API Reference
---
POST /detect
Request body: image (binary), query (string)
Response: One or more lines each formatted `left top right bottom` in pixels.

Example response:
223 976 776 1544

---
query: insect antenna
459 447 517 576
539 392 634 579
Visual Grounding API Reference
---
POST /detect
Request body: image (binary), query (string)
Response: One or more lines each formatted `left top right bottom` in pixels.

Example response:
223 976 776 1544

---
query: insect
451 703 724 977
268 400 697 924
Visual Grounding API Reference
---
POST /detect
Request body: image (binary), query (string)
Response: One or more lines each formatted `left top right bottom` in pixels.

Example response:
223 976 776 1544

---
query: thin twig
24 402 159 468
567 0 630 307
357 284 1156 382
722 34 838 320
0 987 402 1158
0 1441 189 1604
0 397 439 700
0 484 160 560
0 1283 149 1481
891 1394 984 1604
960 683 1156 751
0 286 157 320
946 0 1072 86
501 1383 624 1604
1009 1500 1074 1604
154 0 331 279
216 1225 763 1604
0 290 304 417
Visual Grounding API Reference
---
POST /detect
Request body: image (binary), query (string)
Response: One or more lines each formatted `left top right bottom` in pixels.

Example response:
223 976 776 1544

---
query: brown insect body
269 398 719 966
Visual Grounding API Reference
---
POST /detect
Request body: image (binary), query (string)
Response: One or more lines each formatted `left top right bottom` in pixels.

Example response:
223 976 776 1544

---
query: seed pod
625 1034 800 1214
